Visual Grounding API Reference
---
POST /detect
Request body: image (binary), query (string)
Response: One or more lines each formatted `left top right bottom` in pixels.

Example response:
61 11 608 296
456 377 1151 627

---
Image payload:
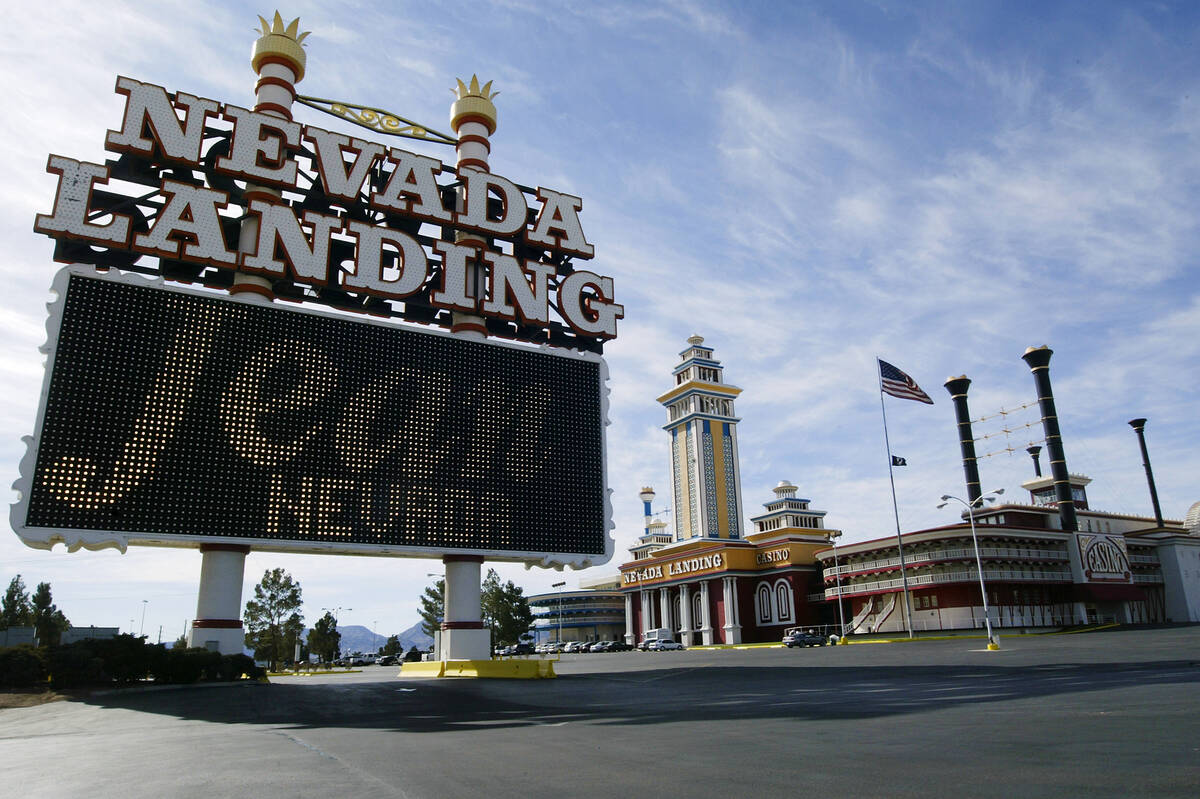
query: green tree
243 568 304 671
308 611 341 663
172 634 188 650
418 579 444 639
380 634 402 656
31 582 70 647
481 569 534 648
1 575 33 630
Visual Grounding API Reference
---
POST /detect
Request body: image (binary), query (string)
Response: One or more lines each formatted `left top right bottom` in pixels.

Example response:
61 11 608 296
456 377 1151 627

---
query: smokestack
1128 419 1165 528
1027 445 1043 477
943 376 982 505
1021 346 1077 532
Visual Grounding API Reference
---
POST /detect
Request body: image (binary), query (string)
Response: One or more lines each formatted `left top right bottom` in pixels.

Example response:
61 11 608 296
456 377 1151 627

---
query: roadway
1 626 1197 797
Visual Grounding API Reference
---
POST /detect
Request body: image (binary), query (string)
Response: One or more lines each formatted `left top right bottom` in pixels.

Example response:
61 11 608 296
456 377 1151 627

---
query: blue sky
2 1 1197 640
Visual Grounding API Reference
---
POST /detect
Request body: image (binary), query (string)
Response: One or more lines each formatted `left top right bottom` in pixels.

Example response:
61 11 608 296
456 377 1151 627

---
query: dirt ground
0 689 78 708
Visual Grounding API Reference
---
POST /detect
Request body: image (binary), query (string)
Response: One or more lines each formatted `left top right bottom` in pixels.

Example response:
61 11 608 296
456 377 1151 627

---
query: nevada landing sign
35 76 623 341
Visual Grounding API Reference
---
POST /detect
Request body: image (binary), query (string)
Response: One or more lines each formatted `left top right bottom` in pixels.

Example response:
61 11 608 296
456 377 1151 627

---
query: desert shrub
48 643 107 688
0 644 48 688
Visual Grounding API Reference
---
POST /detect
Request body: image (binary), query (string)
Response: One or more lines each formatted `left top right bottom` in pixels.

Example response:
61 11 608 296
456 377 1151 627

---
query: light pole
938 488 1005 650
139 599 148 637
827 530 847 639
552 581 566 643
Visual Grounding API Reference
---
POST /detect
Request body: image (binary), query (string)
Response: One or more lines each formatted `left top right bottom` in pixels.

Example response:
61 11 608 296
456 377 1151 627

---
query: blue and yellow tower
656 335 744 541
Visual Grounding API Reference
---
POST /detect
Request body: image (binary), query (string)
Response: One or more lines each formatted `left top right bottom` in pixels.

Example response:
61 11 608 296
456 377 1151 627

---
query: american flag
878 359 934 404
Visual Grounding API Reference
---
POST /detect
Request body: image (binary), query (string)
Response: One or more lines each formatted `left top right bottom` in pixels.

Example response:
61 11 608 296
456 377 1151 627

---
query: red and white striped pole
448 75 499 336
229 12 308 300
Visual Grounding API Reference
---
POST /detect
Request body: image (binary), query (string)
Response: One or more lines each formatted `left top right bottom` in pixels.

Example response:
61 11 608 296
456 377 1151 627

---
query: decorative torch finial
450 74 499 135
252 11 310 82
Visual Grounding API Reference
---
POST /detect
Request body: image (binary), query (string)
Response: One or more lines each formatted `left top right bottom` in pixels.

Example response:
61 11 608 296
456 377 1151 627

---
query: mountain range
304 621 432 655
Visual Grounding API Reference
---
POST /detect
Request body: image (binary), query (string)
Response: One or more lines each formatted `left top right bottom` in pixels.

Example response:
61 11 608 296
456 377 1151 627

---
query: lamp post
139 599 148 637
827 530 847 639
938 488 1004 650
552 581 566 643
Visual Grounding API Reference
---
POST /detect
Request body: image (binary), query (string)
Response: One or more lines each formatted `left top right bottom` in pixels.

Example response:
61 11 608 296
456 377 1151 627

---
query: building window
756 583 772 624
775 580 794 624
930 595 938 607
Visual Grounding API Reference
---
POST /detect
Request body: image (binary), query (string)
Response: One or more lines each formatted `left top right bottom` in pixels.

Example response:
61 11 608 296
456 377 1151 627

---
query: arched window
756 583 773 624
692 591 705 629
774 579 794 624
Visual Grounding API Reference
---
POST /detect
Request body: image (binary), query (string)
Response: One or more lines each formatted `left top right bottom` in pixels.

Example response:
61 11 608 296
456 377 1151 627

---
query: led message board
12 266 611 566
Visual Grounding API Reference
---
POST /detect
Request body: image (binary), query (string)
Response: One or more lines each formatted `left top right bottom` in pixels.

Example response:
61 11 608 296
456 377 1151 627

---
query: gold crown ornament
251 12 310 81
450 75 499 134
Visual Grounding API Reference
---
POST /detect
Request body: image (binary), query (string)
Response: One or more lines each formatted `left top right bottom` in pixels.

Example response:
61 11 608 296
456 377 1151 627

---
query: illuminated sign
622 553 724 585
1078 535 1131 583
34 76 622 350
11 267 611 565
756 548 789 565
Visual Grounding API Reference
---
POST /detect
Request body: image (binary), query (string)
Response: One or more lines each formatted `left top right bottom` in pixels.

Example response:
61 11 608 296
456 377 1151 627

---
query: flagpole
877 358 915 639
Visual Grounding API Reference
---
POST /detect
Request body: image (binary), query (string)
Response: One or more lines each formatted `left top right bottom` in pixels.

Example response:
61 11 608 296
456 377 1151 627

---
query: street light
827 530 847 639
552 581 566 644
139 599 148 637
938 488 1005 650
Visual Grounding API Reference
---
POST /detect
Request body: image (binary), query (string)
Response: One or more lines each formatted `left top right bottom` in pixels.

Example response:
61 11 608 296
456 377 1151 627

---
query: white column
189 545 248 654
722 576 742 644
658 587 671 633
624 593 635 645
700 580 714 645
441 556 490 660
679 584 693 646
640 590 652 637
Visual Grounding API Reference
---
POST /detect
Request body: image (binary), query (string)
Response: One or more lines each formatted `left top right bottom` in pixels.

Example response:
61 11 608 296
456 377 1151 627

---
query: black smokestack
1021 346 1077 532
1128 418 1165 528
943 376 982 505
1027 445 1043 477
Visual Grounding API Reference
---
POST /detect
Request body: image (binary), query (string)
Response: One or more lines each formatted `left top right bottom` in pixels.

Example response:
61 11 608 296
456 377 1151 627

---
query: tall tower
656 335 745 541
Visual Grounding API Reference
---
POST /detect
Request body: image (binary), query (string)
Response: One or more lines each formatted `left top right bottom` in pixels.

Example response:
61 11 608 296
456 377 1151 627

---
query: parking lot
2 626 1197 798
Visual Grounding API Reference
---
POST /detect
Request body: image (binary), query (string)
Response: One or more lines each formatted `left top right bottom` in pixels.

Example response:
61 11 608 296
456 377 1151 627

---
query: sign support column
441 555 490 660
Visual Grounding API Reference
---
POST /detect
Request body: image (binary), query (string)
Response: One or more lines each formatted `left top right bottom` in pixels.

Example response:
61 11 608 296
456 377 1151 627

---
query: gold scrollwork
305 97 454 145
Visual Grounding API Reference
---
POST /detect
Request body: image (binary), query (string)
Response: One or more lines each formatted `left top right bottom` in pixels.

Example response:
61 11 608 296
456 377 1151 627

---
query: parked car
609 640 633 652
377 654 397 666
782 629 826 648
648 639 684 651
590 640 613 653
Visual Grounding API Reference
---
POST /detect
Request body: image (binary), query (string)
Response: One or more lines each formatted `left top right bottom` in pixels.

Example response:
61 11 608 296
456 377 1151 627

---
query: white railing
1129 554 1160 565
1133 573 1164 584
849 596 876 632
825 568 1073 600
827 546 1069 577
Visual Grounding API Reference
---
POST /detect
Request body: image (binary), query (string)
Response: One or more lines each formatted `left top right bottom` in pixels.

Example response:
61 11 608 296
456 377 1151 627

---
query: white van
640 628 675 650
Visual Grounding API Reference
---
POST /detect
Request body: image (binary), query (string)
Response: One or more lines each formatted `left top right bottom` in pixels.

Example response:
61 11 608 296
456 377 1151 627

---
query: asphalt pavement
2 626 1197 798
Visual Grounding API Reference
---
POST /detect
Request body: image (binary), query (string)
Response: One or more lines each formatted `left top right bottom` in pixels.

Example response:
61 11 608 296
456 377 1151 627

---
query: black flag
892 456 907 466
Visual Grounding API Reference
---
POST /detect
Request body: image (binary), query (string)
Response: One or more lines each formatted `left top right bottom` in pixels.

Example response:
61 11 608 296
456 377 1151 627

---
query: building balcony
825 546 1070 578
822 568 1073 600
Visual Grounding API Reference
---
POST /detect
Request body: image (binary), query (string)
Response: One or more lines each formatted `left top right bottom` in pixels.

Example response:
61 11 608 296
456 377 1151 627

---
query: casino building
815 352 1200 634
617 336 840 645
617 339 1200 645
816 471 1200 634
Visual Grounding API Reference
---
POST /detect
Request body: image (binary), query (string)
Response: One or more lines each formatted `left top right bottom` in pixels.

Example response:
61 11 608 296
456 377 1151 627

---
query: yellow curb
399 659 556 679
